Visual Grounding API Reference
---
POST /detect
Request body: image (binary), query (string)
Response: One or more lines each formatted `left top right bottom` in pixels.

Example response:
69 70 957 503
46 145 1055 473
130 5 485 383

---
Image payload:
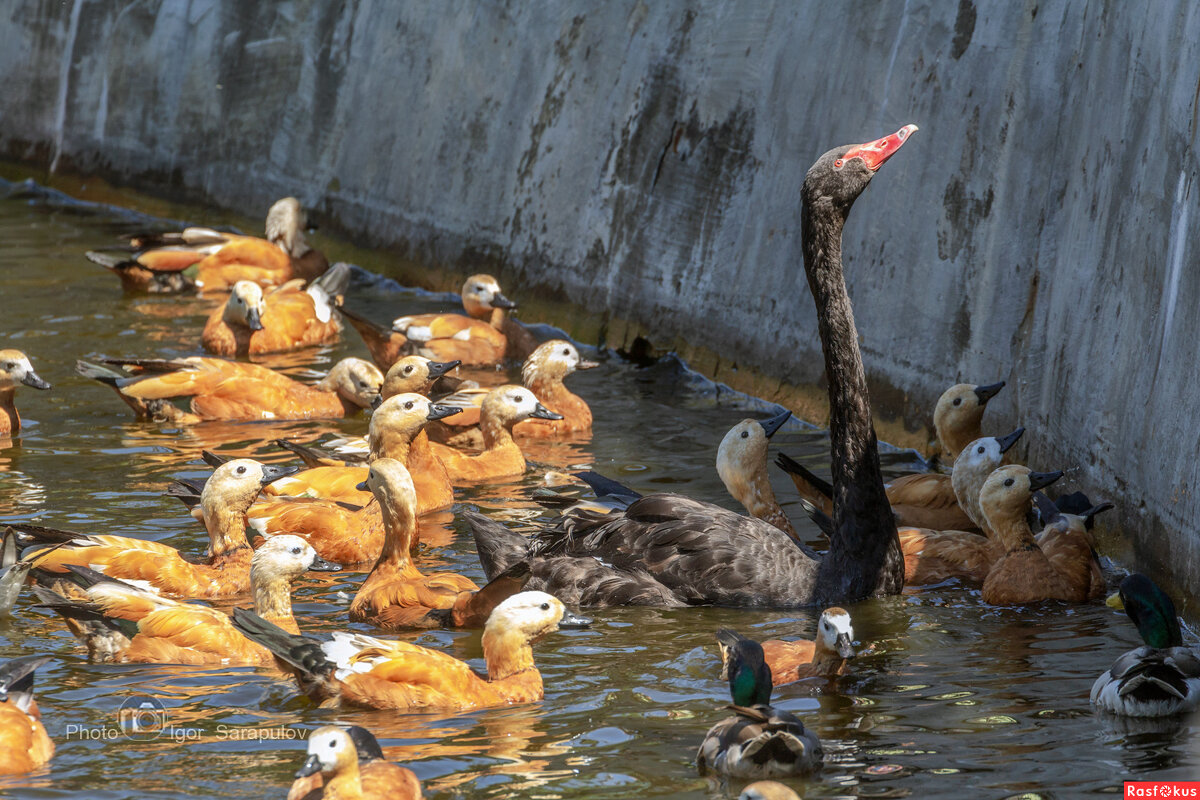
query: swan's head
979 465 1063 530
382 356 461 399
483 591 591 642
522 340 598 385
461 274 516 318
803 124 917 210
225 281 266 331
0 350 51 392
251 534 339 586
202 458 298 514
265 196 311 256
481 386 563 428
716 410 790 504
295 726 357 778
319 358 383 409
817 607 855 659
371 393 461 441
953 428 1024 477
354 457 417 518
933 381 1004 449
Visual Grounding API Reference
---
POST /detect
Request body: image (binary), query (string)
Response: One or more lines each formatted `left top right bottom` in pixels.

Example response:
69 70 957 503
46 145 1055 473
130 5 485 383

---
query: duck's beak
530 403 563 420
355 479 369 492
427 403 461 421
20 369 51 390
973 381 1005 404
308 555 341 572
259 464 300 485
1028 470 1064 492
758 409 792 439
426 360 461 378
836 633 855 659
245 307 265 332
370 394 383 410
559 610 592 629
1083 502 1115 530
996 427 1025 454
295 754 323 779
577 358 600 370
1106 590 1125 610
490 292 517 310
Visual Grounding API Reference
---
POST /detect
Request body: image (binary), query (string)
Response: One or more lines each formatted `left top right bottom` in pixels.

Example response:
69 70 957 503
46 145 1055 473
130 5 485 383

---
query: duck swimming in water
202 266 347 357
232 590 590 712
427 386 562 483
0 350 51 437
89 197 328 293
718 609 855 686
289 725 423 800
698 632 822 778
1092 573 1200 717
0 655 54 776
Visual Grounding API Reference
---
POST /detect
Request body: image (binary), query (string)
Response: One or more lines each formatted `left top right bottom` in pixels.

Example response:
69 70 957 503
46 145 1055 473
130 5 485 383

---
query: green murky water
0 181 1194 798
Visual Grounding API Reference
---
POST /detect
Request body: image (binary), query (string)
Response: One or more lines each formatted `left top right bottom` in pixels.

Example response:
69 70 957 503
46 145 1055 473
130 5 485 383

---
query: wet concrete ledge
2 1 1198 610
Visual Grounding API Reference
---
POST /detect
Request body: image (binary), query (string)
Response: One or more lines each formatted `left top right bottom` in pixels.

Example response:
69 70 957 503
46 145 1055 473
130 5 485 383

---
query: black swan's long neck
802 195 903 601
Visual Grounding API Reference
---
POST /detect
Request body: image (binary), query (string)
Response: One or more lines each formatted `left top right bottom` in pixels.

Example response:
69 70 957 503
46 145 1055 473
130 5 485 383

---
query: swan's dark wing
534 494 820 607
527 554 685 607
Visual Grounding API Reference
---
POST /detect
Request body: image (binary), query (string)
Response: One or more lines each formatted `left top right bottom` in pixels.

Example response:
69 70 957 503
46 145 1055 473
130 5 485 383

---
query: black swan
467 125 917 606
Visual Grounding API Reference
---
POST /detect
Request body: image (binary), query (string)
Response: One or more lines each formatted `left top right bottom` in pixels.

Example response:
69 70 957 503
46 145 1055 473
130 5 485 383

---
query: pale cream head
0 349 50 392
265 196 310 256
224 281 266 330
979 465 1060 532
370 393 440 440
250 534 325 586
201 458 280 515
460 274 514 318
481 385 561 427
362 457 418 515
318 358 383 409
932 382 1002 457
383 356 436 398
817 607 855 657
303 726 357 775
522 340 597 385
483 590 568 642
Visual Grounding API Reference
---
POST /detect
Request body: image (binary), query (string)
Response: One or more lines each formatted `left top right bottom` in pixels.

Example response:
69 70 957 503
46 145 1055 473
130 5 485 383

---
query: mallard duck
202 265 346 357
348 458 529 628
0 655 54 775
289 725 423 800
77 356 381 423
35 535 338 665
1091 573 1200 717
232 590 590 712
17 459 297 598
0 349 52 436
89 197 327 293
697 631 822 778
718 609 855 686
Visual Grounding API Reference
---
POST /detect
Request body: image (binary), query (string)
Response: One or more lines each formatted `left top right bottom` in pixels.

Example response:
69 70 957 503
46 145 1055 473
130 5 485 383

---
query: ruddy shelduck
0 350 51 436
21 459 297 598
89 197 327 293
428 386 562 483
0 656 54 776
348 459 529 629
718 608 855 686
78 356 381 423
289 726 423 800
37 535 338 665
203 265 346 357
232 590 590 712
716 411 797 541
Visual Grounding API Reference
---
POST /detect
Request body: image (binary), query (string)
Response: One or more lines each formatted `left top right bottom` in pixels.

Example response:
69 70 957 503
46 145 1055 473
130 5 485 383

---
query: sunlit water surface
0 181 1194 798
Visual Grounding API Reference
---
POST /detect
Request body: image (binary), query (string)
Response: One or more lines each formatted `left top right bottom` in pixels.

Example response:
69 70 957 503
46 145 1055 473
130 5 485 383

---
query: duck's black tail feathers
231 608 335 695
464 511 529 580
30 585 136 662
273 439 343 469
775 452 835 519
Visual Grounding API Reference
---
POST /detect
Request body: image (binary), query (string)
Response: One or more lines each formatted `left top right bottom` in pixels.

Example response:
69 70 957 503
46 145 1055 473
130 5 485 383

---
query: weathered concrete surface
3 1 1200 603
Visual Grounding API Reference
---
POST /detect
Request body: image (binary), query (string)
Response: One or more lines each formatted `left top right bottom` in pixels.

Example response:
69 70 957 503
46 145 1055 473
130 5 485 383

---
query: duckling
343 275 516 370
231 590 590 712
289 726 423 800
698 632 822 778
0 350 51 436
263 393 458 509
776 381 1006 531
427 340 598 447
0 655 54 776
202 264 347 357
1092 573 1200 717
89 197 327 293
78 356 381 423
348 459 529 629
427 386 562 483
18 459 296 598
36 535 339 665
718 608 854 686
739 782 802 800
980 466 1102 605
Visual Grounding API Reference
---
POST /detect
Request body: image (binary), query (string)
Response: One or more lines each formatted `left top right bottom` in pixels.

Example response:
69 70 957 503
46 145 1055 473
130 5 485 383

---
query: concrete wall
4 0 1200 602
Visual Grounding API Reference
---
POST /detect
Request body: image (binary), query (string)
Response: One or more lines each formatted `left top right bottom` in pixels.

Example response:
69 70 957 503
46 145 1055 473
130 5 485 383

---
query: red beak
841 124 918 171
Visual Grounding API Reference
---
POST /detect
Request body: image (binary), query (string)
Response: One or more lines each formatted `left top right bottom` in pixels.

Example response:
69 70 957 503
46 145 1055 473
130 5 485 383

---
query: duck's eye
562 348 570 356
291 546 301 555
834 158 844 169
472 285 483 292
1004 478 1015 487
740 431 749 439
977 446 985 454
236 465 247 475
403 366 413 374
328 740 336 748
540 602 550 610
953 398 962 406
404 401 414 410
510 395 522 402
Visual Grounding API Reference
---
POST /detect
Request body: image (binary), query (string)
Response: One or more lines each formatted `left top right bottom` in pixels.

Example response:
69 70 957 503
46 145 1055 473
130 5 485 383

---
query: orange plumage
0 350 52 436
288 726 423 800
0 656 54 776
428 386 562 483
202 277 342 357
